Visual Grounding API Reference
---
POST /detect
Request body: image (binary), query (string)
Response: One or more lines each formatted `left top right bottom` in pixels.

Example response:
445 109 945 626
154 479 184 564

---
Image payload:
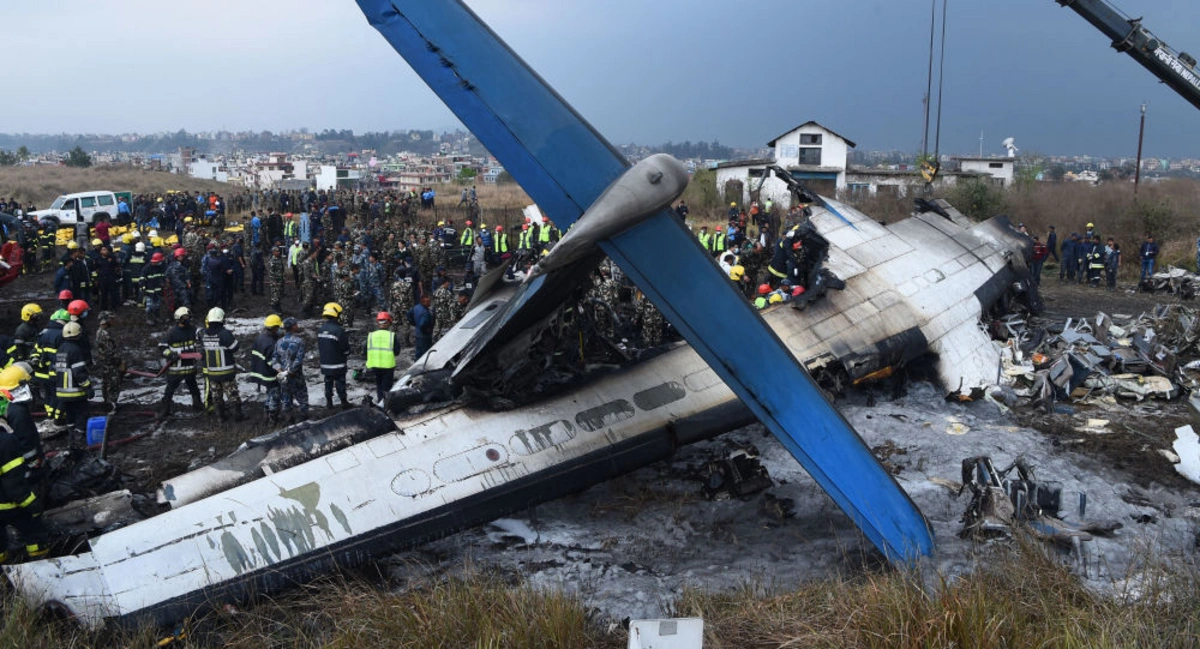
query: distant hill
0 165 239 207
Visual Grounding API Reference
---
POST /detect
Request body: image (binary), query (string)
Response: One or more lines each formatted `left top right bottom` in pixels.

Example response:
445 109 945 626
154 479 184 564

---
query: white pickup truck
28 190 128 226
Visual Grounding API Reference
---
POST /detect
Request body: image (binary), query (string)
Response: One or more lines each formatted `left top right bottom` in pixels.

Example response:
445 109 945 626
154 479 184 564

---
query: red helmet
465 220 473 227
715 226 723 232
58 289 74 301
151 252 165 263
495 225 503 231
376 311 393 323
67 299 90 317
757 284 771 295
173 248 187 259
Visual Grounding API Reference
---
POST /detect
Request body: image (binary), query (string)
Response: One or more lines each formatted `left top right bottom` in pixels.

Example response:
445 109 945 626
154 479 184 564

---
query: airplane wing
356 0 933 562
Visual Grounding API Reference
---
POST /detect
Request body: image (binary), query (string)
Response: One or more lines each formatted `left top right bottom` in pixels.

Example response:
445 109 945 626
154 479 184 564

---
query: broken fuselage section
3 197 1039 628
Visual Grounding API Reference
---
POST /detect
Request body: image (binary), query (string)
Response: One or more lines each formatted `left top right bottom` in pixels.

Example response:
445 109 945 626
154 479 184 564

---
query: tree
947 179 1009 220
495 170 516 184
457 167 478 183
15 146 29 162
65 146 92 168
0 150 16 166
1047 165 1066 182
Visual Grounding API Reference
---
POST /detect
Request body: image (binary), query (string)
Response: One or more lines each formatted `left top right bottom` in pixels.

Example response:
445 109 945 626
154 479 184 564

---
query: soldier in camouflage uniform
94 311 125 409
427 238 447 280
299 251 319 315
334 263 359 327
432 278 455 338
636 291 664 347
166 250 192 311
389 272 416 346
588 269 621 338
267 246 286 311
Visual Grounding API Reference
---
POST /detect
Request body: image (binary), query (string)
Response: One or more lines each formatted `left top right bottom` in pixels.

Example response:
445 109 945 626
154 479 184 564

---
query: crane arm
1056 0 1200 111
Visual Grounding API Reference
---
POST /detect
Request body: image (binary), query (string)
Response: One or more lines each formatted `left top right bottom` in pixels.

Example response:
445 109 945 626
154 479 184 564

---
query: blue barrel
86 416 108 446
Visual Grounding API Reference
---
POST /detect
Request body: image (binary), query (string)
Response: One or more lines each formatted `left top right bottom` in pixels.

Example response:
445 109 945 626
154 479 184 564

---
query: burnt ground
3 257 1197 526
1014 273 1196 491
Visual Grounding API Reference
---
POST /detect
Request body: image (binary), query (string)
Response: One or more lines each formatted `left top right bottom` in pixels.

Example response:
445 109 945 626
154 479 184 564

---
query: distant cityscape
0 127 1196 192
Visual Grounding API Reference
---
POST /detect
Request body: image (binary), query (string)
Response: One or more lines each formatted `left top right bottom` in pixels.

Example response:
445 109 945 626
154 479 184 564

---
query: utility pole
1134 103 1147 195
978 131 984 157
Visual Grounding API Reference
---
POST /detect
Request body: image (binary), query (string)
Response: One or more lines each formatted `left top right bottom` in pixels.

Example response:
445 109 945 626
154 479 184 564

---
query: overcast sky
8 0 1200 158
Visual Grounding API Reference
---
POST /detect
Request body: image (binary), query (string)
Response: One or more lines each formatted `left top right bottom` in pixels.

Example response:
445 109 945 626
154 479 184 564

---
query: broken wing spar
356 0 934 562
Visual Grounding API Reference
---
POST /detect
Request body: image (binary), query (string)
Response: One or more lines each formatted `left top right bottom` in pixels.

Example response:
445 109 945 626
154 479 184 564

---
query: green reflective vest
366 330 397 370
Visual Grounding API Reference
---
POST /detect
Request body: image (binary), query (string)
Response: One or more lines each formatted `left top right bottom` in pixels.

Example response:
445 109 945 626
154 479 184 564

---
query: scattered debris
699 445 773 500
958 456 1121 552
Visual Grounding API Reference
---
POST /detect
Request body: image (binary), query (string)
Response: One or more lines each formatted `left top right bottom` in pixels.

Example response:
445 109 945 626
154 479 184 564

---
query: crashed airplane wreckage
4 0 1040 628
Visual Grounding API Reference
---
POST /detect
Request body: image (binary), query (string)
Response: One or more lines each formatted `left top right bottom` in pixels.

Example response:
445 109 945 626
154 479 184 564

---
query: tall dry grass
3 541 1197 647
0 164 236 207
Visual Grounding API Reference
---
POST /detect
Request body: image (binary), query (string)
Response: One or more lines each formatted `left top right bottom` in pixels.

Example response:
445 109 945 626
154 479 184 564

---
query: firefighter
317 302 351 410
198 307 244 421
249 315 283 423
53 321 91 439
158 307 204 418
0 368 49 562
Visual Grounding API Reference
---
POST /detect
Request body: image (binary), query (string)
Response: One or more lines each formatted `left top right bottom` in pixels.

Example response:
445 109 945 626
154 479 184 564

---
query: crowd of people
1017 222 1163 291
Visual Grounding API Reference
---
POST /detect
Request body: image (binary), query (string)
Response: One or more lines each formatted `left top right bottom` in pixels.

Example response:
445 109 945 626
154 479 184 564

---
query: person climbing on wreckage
765 221 841 306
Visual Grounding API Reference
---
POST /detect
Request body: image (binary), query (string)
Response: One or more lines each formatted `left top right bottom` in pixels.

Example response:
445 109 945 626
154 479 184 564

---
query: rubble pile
1141 266 1200 299
994 305 1200 411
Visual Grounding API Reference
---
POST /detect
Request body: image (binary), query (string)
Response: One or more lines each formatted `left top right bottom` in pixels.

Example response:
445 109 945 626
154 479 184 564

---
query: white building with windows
956 157 1016 186
717 120 985 208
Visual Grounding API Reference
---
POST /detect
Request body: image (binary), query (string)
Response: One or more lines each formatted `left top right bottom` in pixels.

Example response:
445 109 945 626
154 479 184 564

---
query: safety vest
127 251 147 283
284 220 297 239
538 225 552 243
54 347 88 400
460 228 475 246
200 329 236 377
494 232 509 253
713 233 726 253
518 230 533 250
697 232 711 250
366 330 397 370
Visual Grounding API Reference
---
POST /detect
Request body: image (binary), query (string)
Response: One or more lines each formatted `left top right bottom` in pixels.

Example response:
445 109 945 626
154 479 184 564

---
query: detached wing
356 0 933 562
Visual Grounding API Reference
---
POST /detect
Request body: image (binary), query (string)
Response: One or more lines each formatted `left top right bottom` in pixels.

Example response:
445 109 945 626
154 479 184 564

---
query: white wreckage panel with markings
3 197 1041 628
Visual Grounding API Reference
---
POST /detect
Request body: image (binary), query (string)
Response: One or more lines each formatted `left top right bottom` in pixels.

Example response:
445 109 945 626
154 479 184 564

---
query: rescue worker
0 366 49 562
167 248 192 312
493 225 510 277
199 307 244 421
54 321 91 439
712 226 727 256
142 252 167 325
317 303 351 410
272 318 309 422
13 304 42 362
94 311 124 410
1086 235 1106 287
33 309 69 422
432 278 455 339
366 312 402 404
267 246 286 311
249 315 283 423
158 307 204 418
389 271 416 346
124 241 148 302
408 294 434 360
0 363 45 493
697 226 712 253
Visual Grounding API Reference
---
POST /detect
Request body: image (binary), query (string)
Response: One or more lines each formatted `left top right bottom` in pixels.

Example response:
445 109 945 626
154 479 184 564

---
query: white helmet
206 307 225 324
148 229 159 238
63 322 83 339
174 306 191 320
135 242 146 252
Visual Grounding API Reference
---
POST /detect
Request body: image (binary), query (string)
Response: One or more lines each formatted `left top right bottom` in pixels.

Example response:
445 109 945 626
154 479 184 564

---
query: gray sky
8 0 1200 157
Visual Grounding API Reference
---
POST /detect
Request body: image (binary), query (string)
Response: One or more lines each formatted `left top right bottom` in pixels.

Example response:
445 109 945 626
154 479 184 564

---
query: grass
0 164 237 207
3 540 1198 648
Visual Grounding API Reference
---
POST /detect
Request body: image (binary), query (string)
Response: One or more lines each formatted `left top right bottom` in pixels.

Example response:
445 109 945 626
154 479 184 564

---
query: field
0 165 238 208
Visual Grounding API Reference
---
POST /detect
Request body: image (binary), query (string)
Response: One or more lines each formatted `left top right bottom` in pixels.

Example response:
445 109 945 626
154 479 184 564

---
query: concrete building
956 157 1016 186
188 158 229 183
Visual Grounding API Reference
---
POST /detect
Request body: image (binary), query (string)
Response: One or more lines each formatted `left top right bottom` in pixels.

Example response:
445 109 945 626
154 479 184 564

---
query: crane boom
1056 0 1200 111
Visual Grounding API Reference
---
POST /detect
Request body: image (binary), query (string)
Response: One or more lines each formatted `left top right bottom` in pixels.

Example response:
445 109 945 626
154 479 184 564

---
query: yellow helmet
264 314 283 328
437 221 445 226
729 265 745 281
122 233 134 244
322 302 343 318
0 364 32 392
91 238 103 247
768 292 784 304
67 241 80 250
730 202 737 207
20 303 43 322
184 217 194 224
151 237 164 247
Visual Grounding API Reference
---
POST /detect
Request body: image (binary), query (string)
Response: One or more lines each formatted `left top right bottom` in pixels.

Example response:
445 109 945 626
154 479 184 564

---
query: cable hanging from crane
920 0 949 190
